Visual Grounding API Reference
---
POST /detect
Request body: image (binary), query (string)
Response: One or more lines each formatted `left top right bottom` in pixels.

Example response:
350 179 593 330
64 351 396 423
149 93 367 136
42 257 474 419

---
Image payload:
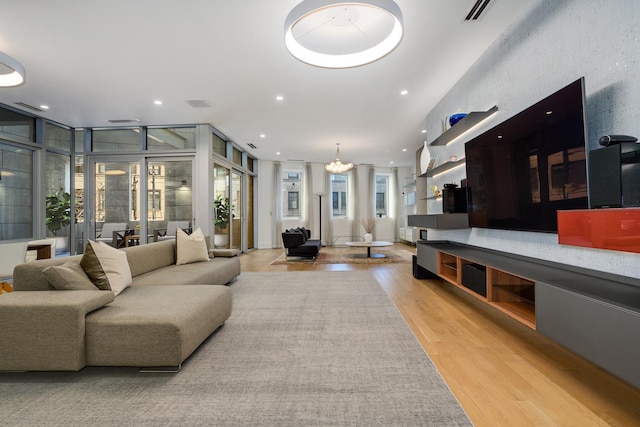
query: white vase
364 233 373 243
420 141 431 175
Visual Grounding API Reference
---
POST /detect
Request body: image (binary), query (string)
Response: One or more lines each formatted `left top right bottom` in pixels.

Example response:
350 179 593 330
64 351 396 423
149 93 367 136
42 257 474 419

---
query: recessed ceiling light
276 152 281 155
276 95 284 101
421 129 427 133
39 105 50 110
260 134 266 138
389 161 394 164
546 110 553 115
154 100 163 105
402 148 407 152
400 90 408 95
284 0 404 68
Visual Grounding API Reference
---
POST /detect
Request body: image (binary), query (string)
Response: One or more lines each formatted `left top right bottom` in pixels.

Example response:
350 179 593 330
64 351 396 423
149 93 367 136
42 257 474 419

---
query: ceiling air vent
185 99 212 108
247 143 257 149
15 102 44 112
465 0 492 21
107 119 140 124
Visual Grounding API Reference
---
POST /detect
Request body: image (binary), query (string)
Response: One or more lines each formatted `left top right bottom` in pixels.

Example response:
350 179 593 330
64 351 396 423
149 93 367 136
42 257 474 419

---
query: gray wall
426 0 640 279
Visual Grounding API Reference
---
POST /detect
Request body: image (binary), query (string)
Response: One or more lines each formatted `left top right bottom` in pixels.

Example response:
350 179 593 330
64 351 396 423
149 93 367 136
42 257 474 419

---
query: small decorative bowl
449 113 468 127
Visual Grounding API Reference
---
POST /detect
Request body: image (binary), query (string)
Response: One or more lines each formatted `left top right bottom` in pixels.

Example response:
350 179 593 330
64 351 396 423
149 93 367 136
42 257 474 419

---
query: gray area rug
0 271 471 426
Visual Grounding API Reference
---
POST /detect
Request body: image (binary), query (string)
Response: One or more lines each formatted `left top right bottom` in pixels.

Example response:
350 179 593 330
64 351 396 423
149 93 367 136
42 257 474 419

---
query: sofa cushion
133 256 240 287
85 285 232 367
176 227 209 265
122 240 175 277
43 261 98 291
80 240 132 296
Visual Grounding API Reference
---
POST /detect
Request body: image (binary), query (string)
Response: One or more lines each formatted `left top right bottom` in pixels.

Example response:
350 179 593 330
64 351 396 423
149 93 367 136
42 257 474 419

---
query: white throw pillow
176 227 210 265
80 240 132 296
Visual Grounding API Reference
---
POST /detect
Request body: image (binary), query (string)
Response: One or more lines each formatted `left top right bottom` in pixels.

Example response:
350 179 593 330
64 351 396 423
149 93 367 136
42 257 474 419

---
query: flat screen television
464 78 589 233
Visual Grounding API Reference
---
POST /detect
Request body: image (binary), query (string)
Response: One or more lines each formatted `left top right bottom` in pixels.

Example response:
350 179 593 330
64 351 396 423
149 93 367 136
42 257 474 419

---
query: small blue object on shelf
449 113 468 127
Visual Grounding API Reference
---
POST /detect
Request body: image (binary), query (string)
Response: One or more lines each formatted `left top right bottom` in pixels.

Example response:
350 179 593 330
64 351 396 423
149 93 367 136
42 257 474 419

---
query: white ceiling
0 0 532 167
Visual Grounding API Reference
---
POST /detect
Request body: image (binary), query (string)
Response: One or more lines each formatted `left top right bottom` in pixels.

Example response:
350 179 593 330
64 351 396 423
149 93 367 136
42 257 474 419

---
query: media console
416 240 640 389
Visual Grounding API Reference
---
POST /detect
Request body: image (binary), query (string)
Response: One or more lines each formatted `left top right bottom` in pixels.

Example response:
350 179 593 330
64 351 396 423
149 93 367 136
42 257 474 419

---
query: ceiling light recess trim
285 0 403 68
0 51 25 87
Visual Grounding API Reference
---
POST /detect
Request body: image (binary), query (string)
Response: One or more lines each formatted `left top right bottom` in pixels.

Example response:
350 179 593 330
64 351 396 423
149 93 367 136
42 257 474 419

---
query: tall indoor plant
46 188 72 237
46 188 73 253
214 194 231 248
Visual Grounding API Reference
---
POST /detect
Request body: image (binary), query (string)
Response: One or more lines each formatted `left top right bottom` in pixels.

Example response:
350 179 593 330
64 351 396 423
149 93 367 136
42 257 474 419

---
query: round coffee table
345 241 393 258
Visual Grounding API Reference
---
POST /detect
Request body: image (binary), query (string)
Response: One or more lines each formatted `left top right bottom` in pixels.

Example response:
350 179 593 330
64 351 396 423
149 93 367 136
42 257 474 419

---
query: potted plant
46 188 72 236
214 194 231 248
46 188 73 253
360 217 378 243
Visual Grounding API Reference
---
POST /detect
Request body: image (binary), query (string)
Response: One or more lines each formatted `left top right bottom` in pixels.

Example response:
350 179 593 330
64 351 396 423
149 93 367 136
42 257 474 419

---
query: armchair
0 241 29 280
154 221 191 242
95 223 129 247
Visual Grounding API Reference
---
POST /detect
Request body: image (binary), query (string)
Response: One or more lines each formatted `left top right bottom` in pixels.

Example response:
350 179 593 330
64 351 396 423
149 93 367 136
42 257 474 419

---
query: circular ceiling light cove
0 51 25 87
285 0 403 68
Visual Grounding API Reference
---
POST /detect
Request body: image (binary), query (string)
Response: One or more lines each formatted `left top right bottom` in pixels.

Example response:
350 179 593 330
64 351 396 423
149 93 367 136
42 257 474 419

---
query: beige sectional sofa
0 239 240 372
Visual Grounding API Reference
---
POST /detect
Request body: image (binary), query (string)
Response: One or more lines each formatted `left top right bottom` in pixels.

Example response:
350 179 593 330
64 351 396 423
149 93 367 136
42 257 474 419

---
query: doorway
88 156 194 248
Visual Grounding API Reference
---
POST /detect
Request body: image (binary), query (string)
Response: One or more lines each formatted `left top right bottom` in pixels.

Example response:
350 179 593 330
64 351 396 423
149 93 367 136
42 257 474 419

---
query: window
330 174 348 217
212 133 226 157
232 147 242 165
45 123 71 151
0 107 35 142
282 171 303 218
375 175 389 217
0 142 33 240
147 127 196 150
92 128 141 152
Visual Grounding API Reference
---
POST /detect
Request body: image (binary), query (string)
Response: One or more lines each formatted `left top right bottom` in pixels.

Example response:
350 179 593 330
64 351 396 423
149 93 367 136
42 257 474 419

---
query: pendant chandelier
325 143 353 173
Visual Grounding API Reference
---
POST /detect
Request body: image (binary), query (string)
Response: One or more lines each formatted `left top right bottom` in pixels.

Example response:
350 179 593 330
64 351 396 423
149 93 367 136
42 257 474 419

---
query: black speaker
589 142 640 208
442 187 468 213
461 263 487 297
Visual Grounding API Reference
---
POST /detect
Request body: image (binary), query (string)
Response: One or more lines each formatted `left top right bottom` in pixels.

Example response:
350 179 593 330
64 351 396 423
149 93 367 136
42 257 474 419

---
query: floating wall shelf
430 105 498 147
424 158 466 177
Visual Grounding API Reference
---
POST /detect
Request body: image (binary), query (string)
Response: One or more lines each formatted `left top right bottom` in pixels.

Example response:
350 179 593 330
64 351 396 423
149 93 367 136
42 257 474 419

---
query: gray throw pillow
43 261 98 290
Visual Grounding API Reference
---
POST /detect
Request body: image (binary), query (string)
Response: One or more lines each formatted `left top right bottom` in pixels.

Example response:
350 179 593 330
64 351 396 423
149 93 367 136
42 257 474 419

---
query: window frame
330 173 348 218
281 170 304 219
375 174 390 218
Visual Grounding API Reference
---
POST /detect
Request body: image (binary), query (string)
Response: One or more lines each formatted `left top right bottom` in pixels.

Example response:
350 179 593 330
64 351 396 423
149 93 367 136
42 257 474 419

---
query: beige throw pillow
176 227 209 265
80 240 132 296
43 261 98 291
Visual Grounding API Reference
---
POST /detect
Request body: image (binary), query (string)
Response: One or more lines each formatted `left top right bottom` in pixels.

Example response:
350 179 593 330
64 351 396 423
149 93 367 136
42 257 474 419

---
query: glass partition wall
213 166 230 248
0 142 34 241
0 111 257 257
90 157 193 247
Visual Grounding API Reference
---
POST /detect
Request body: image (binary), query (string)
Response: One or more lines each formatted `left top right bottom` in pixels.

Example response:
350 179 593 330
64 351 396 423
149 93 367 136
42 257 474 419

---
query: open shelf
429 105 498 147
423 157 466 178
488 268 536 328
436 250 535 329
437 252 459 285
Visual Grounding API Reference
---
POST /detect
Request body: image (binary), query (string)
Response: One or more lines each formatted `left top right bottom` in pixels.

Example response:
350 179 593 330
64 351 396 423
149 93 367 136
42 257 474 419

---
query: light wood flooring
239 244 640 427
